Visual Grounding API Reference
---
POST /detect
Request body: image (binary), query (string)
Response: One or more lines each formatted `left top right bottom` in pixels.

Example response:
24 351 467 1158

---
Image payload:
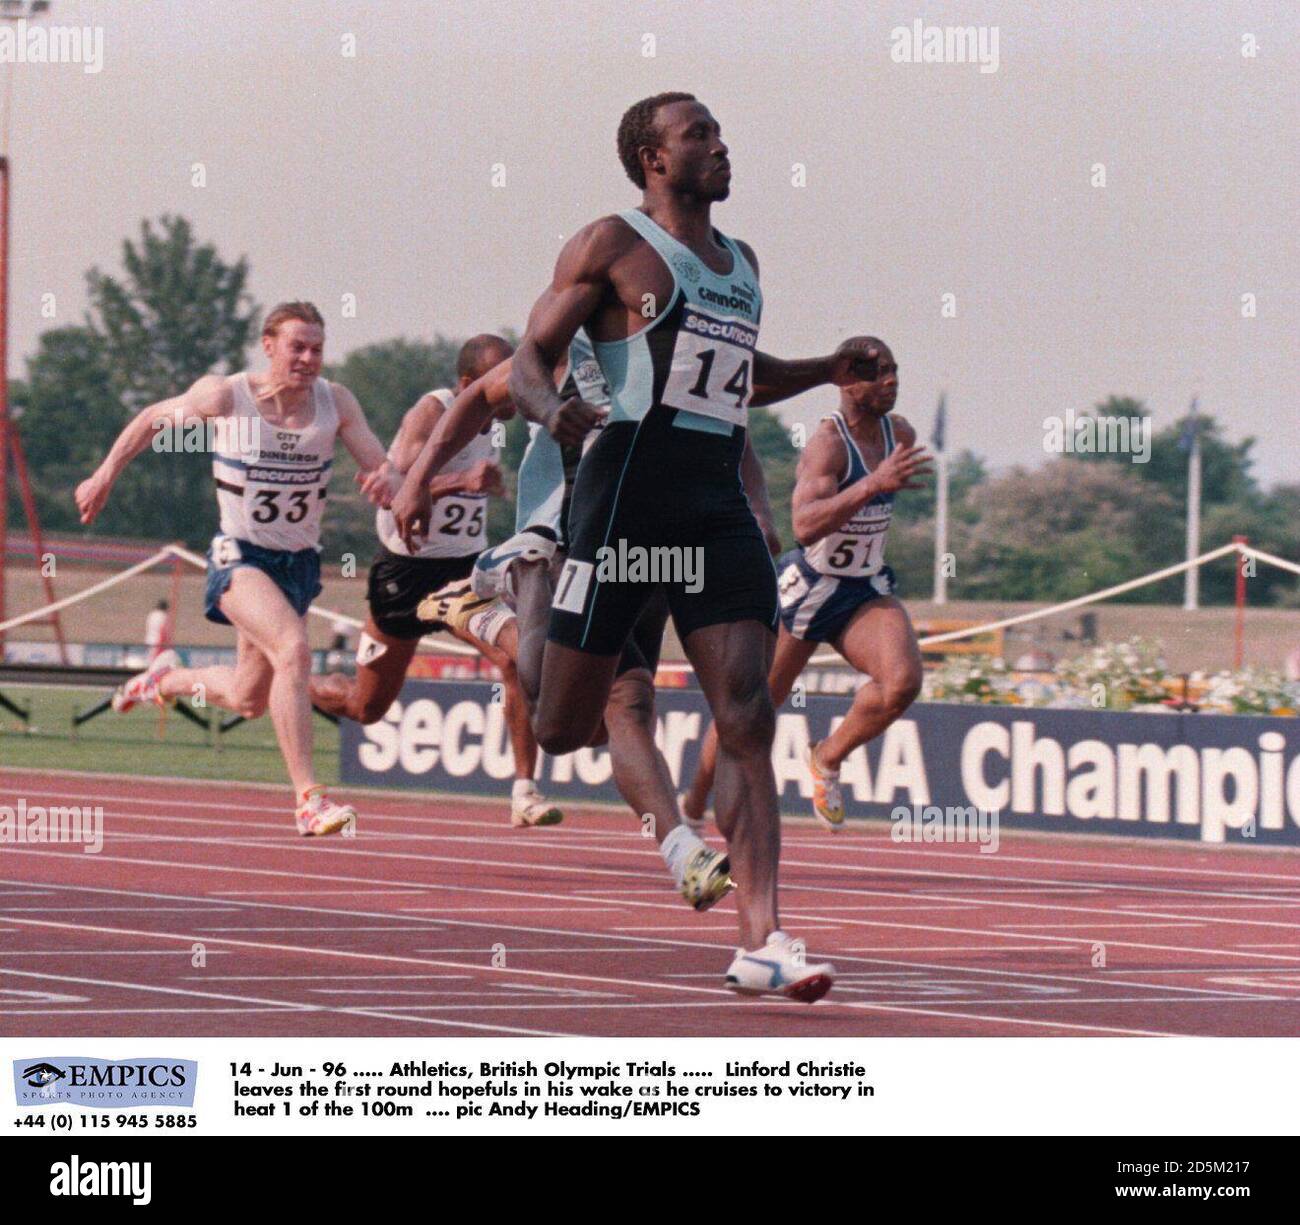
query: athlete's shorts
549 418 779 658
204 534 323 626
776 548 896 644
616 591 670 677
367 547 477 640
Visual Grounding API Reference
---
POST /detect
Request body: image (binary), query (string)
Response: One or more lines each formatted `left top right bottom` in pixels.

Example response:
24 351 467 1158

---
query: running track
2 767 1299 1037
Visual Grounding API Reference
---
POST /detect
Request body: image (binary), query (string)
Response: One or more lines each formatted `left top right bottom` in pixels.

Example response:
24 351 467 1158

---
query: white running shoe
295 786 356 837
677 791 709 835
112 649 180 713
471 529 557 600
724 930 835 1003
510 789 564 828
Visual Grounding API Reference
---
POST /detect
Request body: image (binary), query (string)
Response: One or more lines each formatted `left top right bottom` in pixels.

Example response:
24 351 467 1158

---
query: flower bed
920 637 1300 716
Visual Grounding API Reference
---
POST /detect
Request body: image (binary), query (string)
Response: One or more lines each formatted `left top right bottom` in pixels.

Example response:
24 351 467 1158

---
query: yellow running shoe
416 580 498 635
680 844 734 912
807 743 845 831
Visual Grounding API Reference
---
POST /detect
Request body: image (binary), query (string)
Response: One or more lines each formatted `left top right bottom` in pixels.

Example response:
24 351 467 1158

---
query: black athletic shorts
367 547 477 640
616 590 670 676
549 416 779 658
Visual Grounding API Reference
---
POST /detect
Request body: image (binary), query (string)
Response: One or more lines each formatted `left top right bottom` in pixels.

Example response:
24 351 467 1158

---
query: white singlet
375 388 497 559
212 373 338 553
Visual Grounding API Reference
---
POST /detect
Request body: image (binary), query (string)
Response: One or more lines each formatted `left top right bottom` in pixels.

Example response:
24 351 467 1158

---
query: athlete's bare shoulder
559 214 644 281
797 416 848 479
889 414 917 447
185 373 235 416
732 238 760 278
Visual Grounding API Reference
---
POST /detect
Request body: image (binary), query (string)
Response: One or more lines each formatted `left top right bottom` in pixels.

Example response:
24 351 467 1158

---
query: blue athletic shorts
204 535 323 626
775 549 896 644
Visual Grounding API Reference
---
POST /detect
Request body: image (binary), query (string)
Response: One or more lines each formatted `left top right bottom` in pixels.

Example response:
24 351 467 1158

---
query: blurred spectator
145 600 172 662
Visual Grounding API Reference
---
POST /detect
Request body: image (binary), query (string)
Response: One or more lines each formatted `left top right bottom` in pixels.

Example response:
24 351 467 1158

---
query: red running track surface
2 767 1299 1037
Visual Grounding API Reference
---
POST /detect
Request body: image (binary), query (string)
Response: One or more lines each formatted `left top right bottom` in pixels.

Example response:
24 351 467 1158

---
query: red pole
1233 534 1247 669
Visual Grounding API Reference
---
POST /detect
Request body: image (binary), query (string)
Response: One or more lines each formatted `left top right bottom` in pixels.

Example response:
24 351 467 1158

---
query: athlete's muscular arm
74 375 232 525
508 220 622 444
390 361 517 549
791 417 931 547
333 383 400 508
388 396 503 499
726 240 883 409
750 339 884 408
740 434 782 555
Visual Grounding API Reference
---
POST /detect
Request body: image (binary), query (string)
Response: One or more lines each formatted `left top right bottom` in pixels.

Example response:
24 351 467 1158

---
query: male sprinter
309 334 564 828
484 93 881 1000
683 340 930 830
75 302 397 835
395 334 737 910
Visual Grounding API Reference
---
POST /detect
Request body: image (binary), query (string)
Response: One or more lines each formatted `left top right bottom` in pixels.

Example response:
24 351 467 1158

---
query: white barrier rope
1239 544 1300 579
3 537 1290 674
911 542 1243 648
0 547 176 634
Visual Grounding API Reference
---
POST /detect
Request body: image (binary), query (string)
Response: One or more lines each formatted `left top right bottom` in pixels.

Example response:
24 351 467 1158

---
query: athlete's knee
605 672 655 732
534 701 601 756
712 673 776 755
877 667 922 717
535 723 592 757
269 631 312 677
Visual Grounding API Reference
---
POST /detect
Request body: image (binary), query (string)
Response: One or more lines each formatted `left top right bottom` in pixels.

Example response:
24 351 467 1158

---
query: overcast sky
8 0 1298 484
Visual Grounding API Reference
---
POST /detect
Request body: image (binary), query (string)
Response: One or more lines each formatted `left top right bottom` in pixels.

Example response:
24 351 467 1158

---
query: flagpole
1182 396 1201 611
932 393 948 605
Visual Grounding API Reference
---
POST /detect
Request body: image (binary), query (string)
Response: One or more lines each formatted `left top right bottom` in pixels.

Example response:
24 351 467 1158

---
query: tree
17 216 257 546
954 458 1182 602
747 406 799 550
10 328 119 534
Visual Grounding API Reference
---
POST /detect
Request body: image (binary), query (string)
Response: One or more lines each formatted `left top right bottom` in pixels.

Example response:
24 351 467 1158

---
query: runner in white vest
310 334 566 828
75 302 399 836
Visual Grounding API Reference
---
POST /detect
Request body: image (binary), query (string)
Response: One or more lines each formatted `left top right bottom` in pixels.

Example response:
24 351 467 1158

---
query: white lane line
0 911 1172 1037
839 945 1063 953
991 922 1206 930
11 773 1300 883
14 836 1300 939
63 816 1300 907
0 1007 300 1016
0 949 233 956
0 965 569 1038
49 816 1300 917
0 874 1273 1020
